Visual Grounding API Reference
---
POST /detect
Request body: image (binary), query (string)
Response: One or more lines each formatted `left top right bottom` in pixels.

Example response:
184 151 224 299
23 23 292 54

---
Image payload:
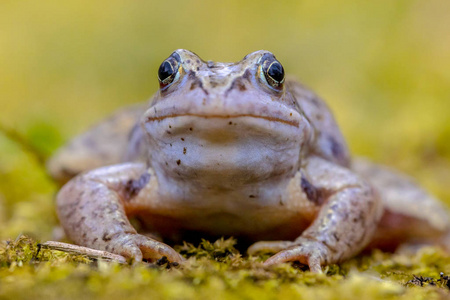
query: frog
47 49 450 273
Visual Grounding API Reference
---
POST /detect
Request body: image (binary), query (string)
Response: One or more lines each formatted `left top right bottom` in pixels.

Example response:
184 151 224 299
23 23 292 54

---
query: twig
39 241 127 264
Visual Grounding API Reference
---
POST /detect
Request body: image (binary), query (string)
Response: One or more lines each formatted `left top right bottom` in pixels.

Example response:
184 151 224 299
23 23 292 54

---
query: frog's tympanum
48 50 450 272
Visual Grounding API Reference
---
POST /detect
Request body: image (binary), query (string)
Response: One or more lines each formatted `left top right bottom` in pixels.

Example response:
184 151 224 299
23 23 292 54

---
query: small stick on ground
40 241 127 264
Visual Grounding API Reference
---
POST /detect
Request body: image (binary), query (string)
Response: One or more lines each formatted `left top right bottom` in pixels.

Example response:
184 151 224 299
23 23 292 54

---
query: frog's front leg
56 162 184 264
249 156 383 273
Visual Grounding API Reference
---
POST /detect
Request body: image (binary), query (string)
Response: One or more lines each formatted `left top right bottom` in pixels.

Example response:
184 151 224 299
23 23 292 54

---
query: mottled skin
48 49 450 272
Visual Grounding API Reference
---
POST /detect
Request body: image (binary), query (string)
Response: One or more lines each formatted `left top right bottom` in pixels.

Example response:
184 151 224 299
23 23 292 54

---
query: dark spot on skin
328 136 344 160
82 233 87 238
225 75 248 96
165 162 168 166
90 189 99 196
290 113 292 116
183 147 187 154
102 232 112 242
310 96 321 108
181 138 185 141
301 176 326 205
93 238 98 243
186 59 191 63
169 125 172 128
196 59 200 64
176 160 181 165
249 195 255 198
332 232 340 242
242 69 251 80
166 130 171 134
189 127 193 131
229 121 232 125
232 78 247 91
170 144 172 147
352 211 364 224
70 198 80 208
196 67 200 71
188 71 209 94
123 172 151 200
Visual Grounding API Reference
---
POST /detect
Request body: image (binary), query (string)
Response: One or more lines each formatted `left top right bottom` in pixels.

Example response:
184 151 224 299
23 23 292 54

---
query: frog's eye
158 53 181 88
261 54 285 89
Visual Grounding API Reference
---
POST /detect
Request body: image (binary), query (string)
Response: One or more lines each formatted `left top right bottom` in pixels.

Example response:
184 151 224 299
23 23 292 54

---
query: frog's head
143 49 314 188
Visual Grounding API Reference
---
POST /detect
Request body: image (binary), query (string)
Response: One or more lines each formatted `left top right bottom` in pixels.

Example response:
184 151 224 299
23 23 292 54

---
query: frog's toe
247 240 295 255
110 233 185 264
136 235 185 263
262 239 330 273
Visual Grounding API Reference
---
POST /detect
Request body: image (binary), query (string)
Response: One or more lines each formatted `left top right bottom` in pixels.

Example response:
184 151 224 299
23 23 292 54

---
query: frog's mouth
145 113 299 128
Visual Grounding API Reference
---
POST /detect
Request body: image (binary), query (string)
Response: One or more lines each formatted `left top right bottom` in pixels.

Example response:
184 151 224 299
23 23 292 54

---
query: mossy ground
0 235 449 300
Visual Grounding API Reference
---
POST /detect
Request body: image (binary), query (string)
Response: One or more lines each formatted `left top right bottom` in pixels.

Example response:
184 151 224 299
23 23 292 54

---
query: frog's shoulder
286 79 350 167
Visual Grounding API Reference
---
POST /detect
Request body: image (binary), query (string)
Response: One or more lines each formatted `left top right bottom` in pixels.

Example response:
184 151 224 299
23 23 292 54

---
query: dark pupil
158 61 174 81
268 62 284 83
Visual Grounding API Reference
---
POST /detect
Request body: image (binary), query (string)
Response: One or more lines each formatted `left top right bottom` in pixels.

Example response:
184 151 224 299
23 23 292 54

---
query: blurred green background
0 0 449 240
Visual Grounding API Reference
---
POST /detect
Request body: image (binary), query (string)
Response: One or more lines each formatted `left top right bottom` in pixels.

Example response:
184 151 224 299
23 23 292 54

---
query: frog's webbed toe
248 238 328 273
110 233 185 264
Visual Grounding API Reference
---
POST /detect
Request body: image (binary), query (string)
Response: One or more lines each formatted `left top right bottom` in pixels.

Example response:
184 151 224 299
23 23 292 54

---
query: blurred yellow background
0 0 449 239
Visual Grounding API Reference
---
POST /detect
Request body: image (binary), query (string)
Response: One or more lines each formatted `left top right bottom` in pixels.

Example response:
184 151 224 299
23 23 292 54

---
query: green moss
0 236 448 300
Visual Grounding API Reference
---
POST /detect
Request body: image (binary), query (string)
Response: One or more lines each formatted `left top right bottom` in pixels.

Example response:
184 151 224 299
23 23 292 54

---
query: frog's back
47 104 146 184
353 157 450 250
287 80 351 167
289 80 449 249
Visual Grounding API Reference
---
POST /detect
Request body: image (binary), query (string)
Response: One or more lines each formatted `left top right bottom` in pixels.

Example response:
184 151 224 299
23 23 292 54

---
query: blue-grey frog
48 50 450 272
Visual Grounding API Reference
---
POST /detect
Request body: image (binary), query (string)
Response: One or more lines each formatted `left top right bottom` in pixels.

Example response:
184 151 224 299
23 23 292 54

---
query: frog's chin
145 115 312 188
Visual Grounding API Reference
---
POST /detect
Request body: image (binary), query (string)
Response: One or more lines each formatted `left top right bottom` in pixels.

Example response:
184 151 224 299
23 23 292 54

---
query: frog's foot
248 238 329 273
108 233 185 264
